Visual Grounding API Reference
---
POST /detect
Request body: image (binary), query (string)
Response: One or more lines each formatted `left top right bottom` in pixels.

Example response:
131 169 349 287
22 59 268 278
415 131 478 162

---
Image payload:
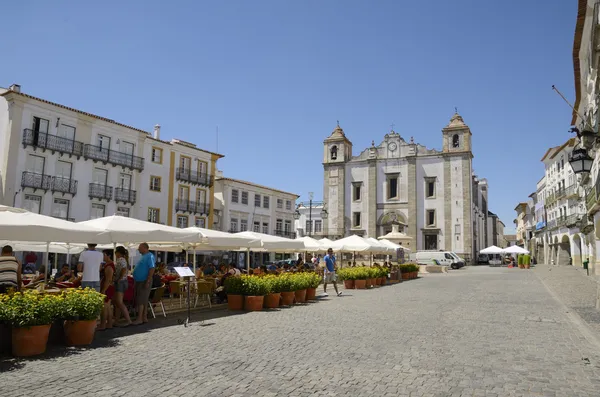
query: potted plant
263 275 281 309
400 264 410 280
338 268 355 289
305 272 320 300
518 254 524 269
224 276 244 310
294 273 308 304
0 293 11 354
62 288 105 346
524 254 531 269
279 274 296 306
354 267 368 289
6 291 62 357
241 275 267 311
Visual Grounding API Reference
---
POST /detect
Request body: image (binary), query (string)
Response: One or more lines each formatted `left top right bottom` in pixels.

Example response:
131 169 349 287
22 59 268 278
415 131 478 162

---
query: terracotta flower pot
12 324 51 357
306 287 317 301
227 294 244 310
525 264 531 269
0 323 11 354
355 279 367 289
401 273 409 280
344 280 355 289
281 291 295 306
64 319 97 346
294 289 307 303
379 277 386 285
244 296 264 312
412 272 418 279
264 293 281 308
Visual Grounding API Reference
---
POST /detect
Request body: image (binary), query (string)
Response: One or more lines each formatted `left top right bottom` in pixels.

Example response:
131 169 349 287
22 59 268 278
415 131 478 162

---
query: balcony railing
175 168 214 187
586 187 596 213
555 189 566 200
176 199 209 214
565 213 581 227
83 144 144 172
51 176 78 195
556 217 567 228
21 171 51 191
88 183 113 201
114 187 137 205
274 229 297 239
22 129 84 158
545 193 556 205
547 219 557 230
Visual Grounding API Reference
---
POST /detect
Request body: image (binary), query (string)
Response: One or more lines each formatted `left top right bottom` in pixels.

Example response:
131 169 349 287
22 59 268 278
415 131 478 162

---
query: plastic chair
169 280 183 308
149 285 166 318
194 281 213 308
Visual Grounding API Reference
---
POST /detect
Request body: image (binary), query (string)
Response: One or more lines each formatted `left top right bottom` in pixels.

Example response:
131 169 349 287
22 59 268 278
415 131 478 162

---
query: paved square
2 267 600 396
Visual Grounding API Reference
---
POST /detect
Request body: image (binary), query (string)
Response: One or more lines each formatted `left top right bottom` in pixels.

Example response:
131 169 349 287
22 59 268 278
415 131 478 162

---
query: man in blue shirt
323 248 341 297
132 242 155 325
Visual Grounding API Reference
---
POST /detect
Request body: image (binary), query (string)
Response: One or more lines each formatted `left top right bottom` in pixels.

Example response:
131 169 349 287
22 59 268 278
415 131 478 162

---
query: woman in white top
112 246 132 326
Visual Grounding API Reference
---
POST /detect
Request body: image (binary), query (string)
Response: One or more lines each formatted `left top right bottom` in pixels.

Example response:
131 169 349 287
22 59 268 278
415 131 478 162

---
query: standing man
78 243 103 291
133 242 155 325
323 248 342 297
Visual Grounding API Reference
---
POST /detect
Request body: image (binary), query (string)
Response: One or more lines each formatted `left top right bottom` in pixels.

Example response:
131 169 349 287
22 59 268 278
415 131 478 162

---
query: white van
416 251 463 269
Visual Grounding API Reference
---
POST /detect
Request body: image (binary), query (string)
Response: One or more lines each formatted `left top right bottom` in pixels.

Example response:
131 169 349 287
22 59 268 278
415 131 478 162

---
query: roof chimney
153 124 160 140
9 84 21 93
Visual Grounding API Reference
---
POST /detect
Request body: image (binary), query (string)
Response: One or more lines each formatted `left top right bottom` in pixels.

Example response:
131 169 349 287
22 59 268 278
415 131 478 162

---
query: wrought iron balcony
175 168 214 187
88 183 113 201
109 150 144 172
114 187 137 205
547 219 557 230
176 199 209 214
83 144 144 172
274 229 297 239
22 129 84 158
51 176 78 195
565 213 581 227
21 172 51 191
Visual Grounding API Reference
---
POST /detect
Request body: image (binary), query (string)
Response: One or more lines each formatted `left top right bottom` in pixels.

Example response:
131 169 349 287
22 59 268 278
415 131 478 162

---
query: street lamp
294 192 328 237
569 147 594 174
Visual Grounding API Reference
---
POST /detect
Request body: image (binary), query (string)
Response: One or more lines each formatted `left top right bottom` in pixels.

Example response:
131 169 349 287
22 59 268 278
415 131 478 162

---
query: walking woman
98 249 115 330
112 246 132 327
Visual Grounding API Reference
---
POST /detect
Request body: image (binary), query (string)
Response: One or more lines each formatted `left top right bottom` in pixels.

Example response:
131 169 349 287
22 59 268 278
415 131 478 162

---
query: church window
387 176 399 199
353 183 362 201
330 145 338 160
425 178 436 198
452 134 460 148
353 212 361 228
427 210 436 227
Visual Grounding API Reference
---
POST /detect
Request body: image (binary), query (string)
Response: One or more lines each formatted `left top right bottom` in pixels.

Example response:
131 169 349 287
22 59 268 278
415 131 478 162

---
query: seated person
203 264 216 276
29 265 49 285
54 264 72 283
267 263 277 272
22 262 36 274
156 262 167 275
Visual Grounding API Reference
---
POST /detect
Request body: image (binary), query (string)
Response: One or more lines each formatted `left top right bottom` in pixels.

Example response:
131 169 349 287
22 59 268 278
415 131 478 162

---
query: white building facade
322 113 495 261
213 176 299 262
294 203 325 238
0 85 221 227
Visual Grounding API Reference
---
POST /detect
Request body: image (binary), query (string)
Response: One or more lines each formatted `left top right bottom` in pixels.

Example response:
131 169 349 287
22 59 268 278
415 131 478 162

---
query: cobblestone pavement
533 264 600 336
3 267 600 396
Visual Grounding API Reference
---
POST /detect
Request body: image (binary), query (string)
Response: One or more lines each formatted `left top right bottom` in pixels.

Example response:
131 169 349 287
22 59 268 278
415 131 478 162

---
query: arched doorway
572 234 583 267
558 235 571 266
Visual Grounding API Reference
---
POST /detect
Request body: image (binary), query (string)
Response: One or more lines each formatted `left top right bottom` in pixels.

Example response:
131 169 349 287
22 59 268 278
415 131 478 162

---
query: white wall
415 156 445 250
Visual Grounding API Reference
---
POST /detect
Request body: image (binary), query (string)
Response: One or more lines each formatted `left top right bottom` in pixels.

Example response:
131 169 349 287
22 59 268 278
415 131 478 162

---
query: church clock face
388 142 397 151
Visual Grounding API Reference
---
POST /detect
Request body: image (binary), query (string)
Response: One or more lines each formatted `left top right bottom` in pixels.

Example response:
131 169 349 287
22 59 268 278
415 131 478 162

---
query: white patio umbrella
295 236 327 252
318 238 335 250
234 231 304 251
0 241 85 255
79 215 200 243
479 245 505 254
365 237 394 253
504 245 530 254
330 235 381 252
378 239 410 252
0 205 109 244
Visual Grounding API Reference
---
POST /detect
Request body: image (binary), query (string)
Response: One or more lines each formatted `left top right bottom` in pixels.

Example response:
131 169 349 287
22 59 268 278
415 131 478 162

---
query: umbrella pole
54 251 58 272
193 248 197 274
113 243 116 262
246 249 250 272
43 242 49 287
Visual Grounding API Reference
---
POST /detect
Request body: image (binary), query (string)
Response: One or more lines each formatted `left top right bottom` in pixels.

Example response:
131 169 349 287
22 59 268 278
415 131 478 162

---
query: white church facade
322 112 489 260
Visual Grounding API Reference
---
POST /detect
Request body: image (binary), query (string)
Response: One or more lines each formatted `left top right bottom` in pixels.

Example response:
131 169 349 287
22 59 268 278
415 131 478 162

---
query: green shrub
278 274 295 292
4 291 62 328
62 288 104 321
240 275 268 296
306 272 321 288
224 276 244 295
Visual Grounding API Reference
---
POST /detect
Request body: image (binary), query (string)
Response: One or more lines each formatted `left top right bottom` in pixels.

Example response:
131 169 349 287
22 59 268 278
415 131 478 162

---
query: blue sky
0 0 577 233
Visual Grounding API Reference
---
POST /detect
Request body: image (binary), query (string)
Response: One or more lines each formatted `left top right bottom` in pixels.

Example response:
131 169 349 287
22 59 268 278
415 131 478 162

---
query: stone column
407 158 418 249
444 159 452 250
368 159 377 237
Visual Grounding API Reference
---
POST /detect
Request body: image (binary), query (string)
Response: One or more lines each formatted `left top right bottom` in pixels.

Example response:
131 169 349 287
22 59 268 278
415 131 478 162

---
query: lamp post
569 147 594 174
294 192 328 237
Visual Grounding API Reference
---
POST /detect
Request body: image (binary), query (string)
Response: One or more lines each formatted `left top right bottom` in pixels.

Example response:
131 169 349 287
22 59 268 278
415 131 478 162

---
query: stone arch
572 234 583 267
330 145 338 160
452 134 460 148
377 211 407 235
557 234 571 266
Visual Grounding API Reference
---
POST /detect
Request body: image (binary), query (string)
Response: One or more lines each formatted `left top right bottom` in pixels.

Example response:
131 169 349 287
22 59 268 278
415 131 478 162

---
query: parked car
477 254 490 265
